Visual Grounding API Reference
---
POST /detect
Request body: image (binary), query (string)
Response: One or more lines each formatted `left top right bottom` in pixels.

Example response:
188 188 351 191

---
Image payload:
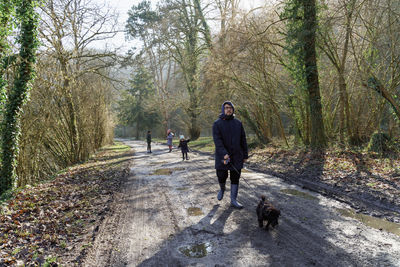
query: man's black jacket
212 115 248 170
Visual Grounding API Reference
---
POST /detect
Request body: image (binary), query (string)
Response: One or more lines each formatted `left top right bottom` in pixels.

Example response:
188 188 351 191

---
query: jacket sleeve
240 123 248 159
213 122 228 156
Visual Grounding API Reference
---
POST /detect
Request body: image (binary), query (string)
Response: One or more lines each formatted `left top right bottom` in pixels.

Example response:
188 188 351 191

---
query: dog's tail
261 195 266 202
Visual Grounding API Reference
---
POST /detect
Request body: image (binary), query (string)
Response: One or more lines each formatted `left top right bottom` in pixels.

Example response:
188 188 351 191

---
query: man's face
224 104 233 116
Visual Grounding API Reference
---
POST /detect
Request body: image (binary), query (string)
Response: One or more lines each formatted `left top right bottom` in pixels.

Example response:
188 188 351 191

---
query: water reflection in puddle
149 161 168 165
150 167 185 176
172 167 185 172
177 187 189 191
178 242 212 258
151 168 173 175
281 189 318 200
337 208 400 237
187 207 204 216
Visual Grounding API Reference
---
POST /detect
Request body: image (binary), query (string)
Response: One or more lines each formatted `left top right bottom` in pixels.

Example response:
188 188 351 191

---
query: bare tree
205 7 290 145
343 0 400 140
157 0 211 139
318 0 358 146
38 0 118 163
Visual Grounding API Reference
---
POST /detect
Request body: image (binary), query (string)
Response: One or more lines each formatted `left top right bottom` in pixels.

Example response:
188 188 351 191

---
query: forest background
1 0 400 195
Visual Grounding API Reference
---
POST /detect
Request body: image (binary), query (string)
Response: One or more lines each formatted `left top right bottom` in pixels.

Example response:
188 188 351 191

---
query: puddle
149 161 168 165
150 168 185 176
177 187 189 191
337 208 400 237
172 167 185 172
178 242 212 258
187 207 204 216
151 169 173 175
281 189 318 200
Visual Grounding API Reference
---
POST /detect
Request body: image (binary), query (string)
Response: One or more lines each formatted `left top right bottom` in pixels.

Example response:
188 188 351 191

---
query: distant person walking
178 135 191 160
146 130 152 153
166 129 174 152
212 101 248 209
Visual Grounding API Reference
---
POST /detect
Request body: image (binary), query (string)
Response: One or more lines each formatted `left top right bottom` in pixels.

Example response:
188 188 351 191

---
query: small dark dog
256 195 281 230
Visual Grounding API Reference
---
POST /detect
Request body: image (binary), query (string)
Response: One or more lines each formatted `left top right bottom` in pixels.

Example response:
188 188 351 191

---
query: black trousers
182 151 188 159
147 142 151 151
217 169 241 185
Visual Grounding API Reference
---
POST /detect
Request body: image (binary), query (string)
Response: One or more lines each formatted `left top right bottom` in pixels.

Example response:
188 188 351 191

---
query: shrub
367 132 391 153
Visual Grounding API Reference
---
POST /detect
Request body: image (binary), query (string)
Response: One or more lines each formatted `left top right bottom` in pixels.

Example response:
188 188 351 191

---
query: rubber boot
230 184 243 209
217 183 225 201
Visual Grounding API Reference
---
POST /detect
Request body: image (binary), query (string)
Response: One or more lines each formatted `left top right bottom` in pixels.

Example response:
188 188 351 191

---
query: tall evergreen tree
117 66 160 139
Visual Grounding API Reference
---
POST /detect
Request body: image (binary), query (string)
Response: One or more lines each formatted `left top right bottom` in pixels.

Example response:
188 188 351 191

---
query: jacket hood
221 101 235 114
219 101 235 120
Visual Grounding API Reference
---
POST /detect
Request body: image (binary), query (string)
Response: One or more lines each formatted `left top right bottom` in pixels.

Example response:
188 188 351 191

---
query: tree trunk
338 0 354 146
193 0 212 49
338 72 345 145
60 62 80 163
338 70 352 145
302 0 326 149
188 92 201 140
189 114 201 140
368 82 400 123
1 0 38 195
136 119 140 140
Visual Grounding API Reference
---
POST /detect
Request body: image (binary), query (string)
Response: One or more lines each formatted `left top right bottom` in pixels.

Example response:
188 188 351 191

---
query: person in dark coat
146 130 152 153
212 101 248 209
178 135 191 160
166 129 174 152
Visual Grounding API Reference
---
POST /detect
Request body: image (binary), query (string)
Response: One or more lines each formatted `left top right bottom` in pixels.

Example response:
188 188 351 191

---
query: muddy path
83 140 400 266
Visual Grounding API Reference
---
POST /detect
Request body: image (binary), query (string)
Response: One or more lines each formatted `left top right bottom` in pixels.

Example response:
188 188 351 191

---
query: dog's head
257 195 280 228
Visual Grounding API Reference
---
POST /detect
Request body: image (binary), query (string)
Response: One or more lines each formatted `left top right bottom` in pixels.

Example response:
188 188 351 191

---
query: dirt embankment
0 143 133 266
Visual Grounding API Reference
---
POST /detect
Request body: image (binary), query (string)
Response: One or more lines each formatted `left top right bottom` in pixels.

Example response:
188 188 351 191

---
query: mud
337 208 400 237
246 151 400 224
187 207 204 216
281 188 318 200
83 140 400 266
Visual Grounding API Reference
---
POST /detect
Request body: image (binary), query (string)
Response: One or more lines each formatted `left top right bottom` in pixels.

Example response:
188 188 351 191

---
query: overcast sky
91 0 266 53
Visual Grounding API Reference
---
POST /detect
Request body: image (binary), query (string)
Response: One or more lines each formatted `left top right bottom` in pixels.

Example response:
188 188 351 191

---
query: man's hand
223 154 229 165
243 159 247 163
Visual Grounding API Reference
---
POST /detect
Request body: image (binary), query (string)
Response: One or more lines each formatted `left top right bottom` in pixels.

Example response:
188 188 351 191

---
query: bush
367 132 391 153
247 137 266 150
388 137 400 154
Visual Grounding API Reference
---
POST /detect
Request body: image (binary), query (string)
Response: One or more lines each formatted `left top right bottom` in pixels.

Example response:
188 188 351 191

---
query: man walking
146 130 152 153
212 101 248 209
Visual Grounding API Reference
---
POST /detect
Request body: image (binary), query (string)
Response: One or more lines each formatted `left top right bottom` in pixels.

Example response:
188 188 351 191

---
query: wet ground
83 140 400 266
246 149 400 224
